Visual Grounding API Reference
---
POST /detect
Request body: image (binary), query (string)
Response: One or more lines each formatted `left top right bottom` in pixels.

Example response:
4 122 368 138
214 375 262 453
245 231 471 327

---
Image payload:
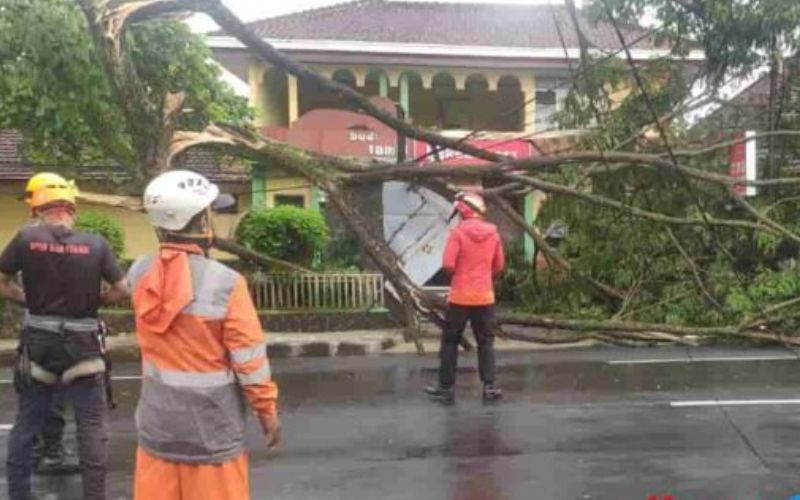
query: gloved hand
258 413 281 450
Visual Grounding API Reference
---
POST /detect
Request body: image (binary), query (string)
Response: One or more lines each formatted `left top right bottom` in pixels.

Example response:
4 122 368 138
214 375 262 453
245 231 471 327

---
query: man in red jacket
425 191 505 404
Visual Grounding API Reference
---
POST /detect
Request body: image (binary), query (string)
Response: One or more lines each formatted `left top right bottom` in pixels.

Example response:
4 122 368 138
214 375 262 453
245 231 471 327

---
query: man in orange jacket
128 170 280 500
425 191 505 404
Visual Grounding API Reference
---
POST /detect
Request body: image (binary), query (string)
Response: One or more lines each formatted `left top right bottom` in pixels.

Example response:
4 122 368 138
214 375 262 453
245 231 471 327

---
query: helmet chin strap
158 208 216 256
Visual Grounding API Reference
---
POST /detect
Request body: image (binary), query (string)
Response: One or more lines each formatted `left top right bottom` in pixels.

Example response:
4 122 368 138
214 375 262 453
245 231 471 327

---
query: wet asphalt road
3 346 800 499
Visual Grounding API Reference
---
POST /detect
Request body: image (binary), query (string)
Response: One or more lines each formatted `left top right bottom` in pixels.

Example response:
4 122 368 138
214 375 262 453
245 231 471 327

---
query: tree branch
666 228 723 310
502 172 776 233
169 124 438 353
499 312 800 346
487 193 625 301
76 0 170 174
671 130 800 158
726 186 800 246
212 238 314 273
345 150 800 188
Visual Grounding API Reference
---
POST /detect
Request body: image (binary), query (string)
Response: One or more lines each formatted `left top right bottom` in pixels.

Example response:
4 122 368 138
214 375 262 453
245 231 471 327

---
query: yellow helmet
25 172 78 209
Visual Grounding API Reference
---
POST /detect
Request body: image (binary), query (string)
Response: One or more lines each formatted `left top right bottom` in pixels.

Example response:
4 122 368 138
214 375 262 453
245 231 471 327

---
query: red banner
728 131 747 195
413 138 534 165
261 97 407 163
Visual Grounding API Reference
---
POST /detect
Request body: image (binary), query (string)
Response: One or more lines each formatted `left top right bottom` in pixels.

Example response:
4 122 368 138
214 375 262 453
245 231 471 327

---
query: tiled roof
0 129 249 183
0 130 32 180
729 75 771 106
171 148 250 183
0 129 23 164
224 0 661 51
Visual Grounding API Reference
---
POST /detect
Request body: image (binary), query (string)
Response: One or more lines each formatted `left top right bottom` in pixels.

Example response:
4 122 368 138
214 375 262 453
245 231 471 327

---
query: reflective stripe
137 373 247 463
30 362 58 385
25 314 98 333
143 361 234 388
128 254 238 320
182 301 227 318
127 256 154 291
230 342 267 365
184 255 238 319
236 360 272 386
61 358 106 384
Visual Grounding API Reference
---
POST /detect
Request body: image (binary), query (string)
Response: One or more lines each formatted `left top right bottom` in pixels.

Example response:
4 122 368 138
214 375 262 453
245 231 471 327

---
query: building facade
208 0 685 202
208 1 694 270
0 130 250 258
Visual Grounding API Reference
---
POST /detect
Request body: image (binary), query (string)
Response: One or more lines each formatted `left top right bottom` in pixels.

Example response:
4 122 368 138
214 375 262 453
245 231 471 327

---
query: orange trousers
133 447 250 500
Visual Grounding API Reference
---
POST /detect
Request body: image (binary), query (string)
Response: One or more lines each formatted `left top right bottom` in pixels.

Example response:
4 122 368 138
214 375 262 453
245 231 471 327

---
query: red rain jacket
442 218 505 306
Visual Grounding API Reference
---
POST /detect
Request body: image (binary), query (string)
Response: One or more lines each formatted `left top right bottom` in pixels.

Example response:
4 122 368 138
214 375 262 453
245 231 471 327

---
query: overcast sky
188 0 586 32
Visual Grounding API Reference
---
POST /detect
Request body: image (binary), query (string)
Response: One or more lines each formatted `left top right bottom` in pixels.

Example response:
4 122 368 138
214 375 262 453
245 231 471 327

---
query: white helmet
144 170 220 231
454 191 486 218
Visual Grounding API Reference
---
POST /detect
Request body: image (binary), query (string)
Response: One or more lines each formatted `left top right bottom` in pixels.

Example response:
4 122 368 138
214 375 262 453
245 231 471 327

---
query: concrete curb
266 331 403 359
0 330 407 363
0 328 599 363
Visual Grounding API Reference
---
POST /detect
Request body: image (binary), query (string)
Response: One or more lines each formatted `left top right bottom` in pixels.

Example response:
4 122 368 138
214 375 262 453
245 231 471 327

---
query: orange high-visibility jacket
128 243 278 464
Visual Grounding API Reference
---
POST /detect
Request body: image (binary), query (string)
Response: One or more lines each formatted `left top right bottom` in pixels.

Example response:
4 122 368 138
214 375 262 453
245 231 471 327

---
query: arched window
332 69 357 89
262 67 289 126
432 72 466 129
365 70 390 97
465 74 489 94
496 75 524 131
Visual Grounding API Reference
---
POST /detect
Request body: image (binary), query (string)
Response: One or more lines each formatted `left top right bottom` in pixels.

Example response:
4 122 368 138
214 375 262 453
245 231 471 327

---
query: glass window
438 97 470 130
535 89 559 130
274 194 306 208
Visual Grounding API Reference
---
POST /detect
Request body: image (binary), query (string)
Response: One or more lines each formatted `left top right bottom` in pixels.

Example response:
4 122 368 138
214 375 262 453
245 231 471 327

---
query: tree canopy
0 0 249 171
596 0 800 83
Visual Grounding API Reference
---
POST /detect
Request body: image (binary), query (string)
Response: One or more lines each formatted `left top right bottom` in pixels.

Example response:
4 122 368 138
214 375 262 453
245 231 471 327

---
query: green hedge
235 206 330 267
76 211 126 258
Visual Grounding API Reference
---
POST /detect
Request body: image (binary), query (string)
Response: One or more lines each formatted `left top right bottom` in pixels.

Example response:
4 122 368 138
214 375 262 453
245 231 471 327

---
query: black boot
482 383 503 402
424 384 454 404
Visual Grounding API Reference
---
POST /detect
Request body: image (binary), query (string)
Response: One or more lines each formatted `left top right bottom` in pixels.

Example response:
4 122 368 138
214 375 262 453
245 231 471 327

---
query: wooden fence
248 272 385 311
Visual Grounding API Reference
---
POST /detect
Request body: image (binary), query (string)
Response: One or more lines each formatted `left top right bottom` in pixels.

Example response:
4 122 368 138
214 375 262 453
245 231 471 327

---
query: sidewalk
383 336 597 354
0 329 596 362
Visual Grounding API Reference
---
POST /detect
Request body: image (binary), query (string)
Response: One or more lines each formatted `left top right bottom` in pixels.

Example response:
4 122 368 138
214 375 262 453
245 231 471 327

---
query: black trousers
34 397 66 459
438 304 496 387
7 377 107 500
7 328 108 500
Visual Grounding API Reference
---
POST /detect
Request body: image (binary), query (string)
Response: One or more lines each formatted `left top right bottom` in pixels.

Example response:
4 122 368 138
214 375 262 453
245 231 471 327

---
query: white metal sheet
382 182 455 286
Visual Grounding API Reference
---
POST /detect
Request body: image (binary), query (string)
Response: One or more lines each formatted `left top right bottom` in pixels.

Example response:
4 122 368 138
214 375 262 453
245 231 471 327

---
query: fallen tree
5 0 800 349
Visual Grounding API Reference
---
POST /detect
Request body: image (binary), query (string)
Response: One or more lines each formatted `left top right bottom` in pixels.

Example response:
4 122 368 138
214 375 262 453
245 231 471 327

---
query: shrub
236 206 330 266
496 246 533 304
322 231 362 270
76 211 126 258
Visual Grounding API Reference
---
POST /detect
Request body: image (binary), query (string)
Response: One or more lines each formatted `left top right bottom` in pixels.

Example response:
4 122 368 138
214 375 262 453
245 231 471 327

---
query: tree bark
212 238 314 273
499 312 800 346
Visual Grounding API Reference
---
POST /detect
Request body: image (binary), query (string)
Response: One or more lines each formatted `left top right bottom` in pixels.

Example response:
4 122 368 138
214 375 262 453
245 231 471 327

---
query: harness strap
28 358 106 385
25 314 99 334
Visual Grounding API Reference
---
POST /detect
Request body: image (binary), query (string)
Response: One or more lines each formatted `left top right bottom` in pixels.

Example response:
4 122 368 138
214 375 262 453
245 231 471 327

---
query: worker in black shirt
0 173 129 500
17 175 78 476
16 175 86 476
